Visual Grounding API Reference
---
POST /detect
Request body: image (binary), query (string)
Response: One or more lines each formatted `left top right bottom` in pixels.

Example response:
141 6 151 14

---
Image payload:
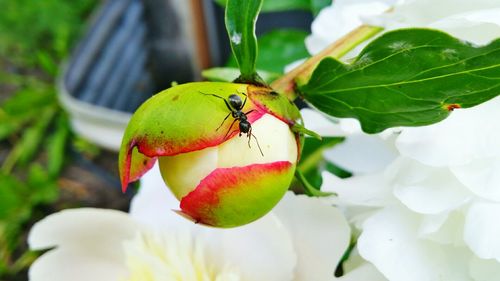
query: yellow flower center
123 230 241 281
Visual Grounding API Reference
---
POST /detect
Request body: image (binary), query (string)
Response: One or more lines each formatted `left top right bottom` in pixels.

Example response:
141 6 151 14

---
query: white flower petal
272 193 351 280
200 210 296 281
392 158 470 214
419 211 466 246
340 248 387 281
469 256 500 281
300 108 346 137
464 202 500 262
322 171 395 207
396 116 475 167
29 248 128 281
338 263 388 281
306 0 394 54
324 133 398 175
29 208 136 255
451 158 500 202
428 9 500 44
358 206 471 281
158 114 298 200
418 212 449 237
28 209 135 281
130 164 197 234
366 0 500 31
396 96 500 167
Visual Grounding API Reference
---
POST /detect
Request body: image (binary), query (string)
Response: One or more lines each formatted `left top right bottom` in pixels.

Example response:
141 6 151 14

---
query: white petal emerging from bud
159 113 297 200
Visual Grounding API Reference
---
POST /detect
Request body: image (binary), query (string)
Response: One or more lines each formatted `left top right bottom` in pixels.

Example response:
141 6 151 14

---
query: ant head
228 94 243 109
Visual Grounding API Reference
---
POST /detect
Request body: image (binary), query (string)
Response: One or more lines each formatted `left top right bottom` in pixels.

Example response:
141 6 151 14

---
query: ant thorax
200 91 263 156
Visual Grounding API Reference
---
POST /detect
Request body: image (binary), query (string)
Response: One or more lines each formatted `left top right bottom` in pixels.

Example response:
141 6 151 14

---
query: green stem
271 25 383 100
295 169 335 197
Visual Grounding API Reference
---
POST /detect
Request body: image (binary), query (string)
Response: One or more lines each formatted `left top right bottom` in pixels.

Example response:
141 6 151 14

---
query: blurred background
0 0 327 280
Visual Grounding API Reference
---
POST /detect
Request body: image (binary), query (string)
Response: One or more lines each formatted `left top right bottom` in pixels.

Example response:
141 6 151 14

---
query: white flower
365 0 500 44
308 0 500 54
305 0 399 55
301 108 398 176
324 95 500 280
28 164 384 281
311 0 500 280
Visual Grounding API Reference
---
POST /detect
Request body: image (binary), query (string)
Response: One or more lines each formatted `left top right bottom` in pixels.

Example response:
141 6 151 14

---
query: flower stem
271 25 383 100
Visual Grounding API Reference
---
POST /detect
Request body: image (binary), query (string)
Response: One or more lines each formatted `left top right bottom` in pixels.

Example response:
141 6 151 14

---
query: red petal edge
120 111 265 193
180 161 293 225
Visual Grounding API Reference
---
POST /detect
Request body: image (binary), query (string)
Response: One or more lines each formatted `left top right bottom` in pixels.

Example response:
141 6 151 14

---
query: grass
0 0 98 278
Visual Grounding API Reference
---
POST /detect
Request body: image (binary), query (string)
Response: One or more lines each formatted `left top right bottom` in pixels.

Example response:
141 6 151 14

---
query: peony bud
119 82 302 227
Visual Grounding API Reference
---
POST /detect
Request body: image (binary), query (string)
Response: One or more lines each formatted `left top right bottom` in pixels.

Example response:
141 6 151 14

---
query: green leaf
299 28 500 133
202 67 280 84
2 107 56 172
297 137 344 189
28 164 59 204
310 0 331 15
295 169 334 197
0 173 32 254
226 29 310 74
299 137 343 173
0 174 29 221
225 0 263 81
215 0 310 12
256 30 309 73
1 87 55 117
0 115 23 141
291 122 321 140
46 113 69 177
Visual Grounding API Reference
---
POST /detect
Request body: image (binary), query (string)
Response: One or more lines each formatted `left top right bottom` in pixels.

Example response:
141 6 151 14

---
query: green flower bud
119 82 302 227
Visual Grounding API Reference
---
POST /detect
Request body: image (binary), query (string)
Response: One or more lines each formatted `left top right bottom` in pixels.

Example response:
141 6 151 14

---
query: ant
200 91 264 156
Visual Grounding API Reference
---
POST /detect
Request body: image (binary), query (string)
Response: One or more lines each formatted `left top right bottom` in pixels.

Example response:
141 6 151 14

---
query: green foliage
204 29 309 83
300 28 500 133
0 0 97 69
295 169 334 197
0 166 59 275
227 29 310 73
215 0 331 14
0 0 98 276
295 137 349 195
46 114 70 177
309 0 331 15
225 0 263 82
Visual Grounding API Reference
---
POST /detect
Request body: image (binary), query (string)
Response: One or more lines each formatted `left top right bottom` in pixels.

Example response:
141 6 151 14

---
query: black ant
200 91 264 156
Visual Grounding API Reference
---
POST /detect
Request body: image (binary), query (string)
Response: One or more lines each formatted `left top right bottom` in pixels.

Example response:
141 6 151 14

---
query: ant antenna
247 128 264 157
252 134 264 157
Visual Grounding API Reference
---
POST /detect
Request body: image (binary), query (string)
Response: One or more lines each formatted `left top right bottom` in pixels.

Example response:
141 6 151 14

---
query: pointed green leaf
299 28 500 133
225 0 263 81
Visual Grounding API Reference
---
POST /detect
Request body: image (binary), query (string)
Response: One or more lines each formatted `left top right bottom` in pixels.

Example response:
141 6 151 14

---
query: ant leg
247 128 252 148
216 112 231 131
223 119 238 140
238 90 247 97
199 91 224 100
250 130 264 157
241 92 248 108
244 110 254 115
199 91 233 112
